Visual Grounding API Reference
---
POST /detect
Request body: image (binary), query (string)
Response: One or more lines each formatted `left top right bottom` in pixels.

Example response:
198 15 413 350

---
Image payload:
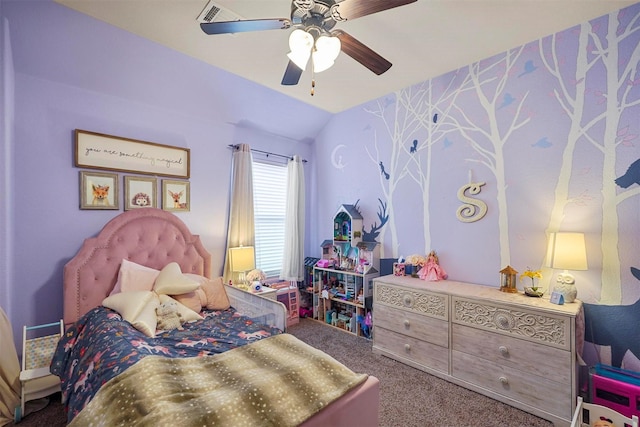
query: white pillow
110 259 160 296
153 262 200 295
102 291 159 337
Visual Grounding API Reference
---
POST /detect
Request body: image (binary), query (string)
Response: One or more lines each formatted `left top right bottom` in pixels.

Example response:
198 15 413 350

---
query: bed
52 208 379 426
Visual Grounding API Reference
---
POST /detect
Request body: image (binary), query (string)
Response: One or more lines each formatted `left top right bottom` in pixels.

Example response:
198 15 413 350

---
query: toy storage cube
591 368 640 417
271 282 300 328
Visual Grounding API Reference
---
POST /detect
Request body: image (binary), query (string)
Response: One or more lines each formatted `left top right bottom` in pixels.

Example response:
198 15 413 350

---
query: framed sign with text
75 129 190 178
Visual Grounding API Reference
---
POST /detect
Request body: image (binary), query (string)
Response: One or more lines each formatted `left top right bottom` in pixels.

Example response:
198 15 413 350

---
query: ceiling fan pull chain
311 67 315 96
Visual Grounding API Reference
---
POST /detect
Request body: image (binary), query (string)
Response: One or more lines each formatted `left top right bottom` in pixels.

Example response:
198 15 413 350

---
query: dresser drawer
452 350 571 419
375 282 448 321
452 296 571 351
452 324 571 384
375 303 448 347
374 327 449 373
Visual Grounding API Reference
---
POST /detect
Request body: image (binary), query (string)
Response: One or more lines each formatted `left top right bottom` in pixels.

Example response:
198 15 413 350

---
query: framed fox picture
80 171 119 210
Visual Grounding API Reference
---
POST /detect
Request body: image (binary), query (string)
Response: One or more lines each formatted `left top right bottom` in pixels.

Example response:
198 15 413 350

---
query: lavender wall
314 3 640 369
0 0 328 347
2 0 639 372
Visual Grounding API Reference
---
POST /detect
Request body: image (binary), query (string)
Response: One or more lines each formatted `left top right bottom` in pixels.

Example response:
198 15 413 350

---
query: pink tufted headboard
63 208 212 326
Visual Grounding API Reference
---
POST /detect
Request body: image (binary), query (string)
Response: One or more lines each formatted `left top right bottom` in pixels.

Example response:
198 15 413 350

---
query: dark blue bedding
51 306 281 423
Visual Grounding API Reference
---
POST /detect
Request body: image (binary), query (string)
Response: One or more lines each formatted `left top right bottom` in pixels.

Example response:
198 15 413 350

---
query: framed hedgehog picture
80 171 119 210
124 176 157 210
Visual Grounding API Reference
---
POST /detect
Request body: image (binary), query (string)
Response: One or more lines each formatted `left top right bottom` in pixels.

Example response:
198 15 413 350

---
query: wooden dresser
373 275 583 427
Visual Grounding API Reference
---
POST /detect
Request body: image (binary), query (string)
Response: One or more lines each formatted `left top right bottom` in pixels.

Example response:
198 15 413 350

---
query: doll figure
419 250 448 281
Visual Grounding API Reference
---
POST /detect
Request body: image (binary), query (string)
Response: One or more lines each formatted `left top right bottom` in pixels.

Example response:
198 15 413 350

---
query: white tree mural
447 46 531 268
363 73 469 257
540 11 640 304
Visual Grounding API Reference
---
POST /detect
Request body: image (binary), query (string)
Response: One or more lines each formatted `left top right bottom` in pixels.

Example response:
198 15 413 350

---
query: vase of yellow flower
521 267 543 297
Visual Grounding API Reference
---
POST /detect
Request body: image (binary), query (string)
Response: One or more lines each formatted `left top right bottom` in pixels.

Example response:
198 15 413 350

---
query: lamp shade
545 232 588 271
229 246 255 272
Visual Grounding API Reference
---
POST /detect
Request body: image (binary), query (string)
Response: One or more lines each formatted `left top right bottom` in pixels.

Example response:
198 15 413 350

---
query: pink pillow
173 288 207 313
184 274 230 311
110 259 160 296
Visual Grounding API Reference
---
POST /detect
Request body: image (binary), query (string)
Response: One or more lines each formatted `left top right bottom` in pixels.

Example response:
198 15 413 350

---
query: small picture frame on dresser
550 291 565 305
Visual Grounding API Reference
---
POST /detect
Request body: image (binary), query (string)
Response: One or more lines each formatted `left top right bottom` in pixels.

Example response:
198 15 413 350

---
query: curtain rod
228 144 308 163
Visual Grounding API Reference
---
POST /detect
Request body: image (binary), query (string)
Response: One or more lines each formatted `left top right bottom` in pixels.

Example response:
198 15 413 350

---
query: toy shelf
312 266 378 338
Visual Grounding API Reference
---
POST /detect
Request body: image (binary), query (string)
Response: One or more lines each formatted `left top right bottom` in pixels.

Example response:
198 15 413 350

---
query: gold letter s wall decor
457 182 487 222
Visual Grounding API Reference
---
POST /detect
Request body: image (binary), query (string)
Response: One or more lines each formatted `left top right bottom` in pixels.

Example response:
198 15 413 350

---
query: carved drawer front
375 303 448 347
452 324 571 384
374 327 449 374
452 350 571 419
452 297 570 351
375 282 448 321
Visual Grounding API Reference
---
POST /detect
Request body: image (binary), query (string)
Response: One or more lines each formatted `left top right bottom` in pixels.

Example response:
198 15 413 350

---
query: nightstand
250 286 278 300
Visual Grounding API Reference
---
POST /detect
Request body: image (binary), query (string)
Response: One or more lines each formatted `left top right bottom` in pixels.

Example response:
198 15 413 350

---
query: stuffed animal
156 299 184 331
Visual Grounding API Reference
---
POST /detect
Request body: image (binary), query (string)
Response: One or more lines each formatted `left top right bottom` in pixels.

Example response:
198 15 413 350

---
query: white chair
571 396 639 427
14 320 64 423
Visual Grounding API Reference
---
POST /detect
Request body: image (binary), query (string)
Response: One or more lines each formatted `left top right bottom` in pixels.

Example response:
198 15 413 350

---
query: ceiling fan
200 0 417 87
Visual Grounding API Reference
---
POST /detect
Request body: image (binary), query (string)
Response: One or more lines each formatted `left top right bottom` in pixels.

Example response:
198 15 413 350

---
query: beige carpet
11 317 553 427
290 318 553 427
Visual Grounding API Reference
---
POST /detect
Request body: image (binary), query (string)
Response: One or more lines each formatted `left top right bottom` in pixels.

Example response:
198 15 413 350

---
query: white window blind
252 161 287 278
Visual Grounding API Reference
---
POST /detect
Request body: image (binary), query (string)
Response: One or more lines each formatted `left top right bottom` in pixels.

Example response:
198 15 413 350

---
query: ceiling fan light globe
288 29 313 52
312 35 341 72
287 50 310 70
312 55 334 73
315 35 341 61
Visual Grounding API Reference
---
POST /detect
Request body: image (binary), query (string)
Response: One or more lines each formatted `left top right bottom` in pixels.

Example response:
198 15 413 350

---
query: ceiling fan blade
200 18 291 35
281 61 303 85
334 30 392 75
332 0 417 21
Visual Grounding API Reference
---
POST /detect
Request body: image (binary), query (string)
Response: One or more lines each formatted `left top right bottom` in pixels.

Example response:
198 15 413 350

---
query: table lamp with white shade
229 246 255 288
544 232 588 303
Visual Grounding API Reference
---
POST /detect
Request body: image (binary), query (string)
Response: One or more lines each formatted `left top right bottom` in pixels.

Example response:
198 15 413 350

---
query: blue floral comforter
51 306 281 423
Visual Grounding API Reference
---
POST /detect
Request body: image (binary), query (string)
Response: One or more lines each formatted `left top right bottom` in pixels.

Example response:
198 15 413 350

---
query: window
252 161 287 278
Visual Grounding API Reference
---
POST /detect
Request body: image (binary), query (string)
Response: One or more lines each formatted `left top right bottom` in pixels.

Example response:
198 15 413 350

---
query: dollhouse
311 204 379 338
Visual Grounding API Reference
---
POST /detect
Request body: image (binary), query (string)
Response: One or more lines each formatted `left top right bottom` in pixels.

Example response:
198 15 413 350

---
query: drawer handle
499 346 509 356
497 315 510 329
403 319 410 328
403 294 414 306
499 376 509 385
404 344 411 352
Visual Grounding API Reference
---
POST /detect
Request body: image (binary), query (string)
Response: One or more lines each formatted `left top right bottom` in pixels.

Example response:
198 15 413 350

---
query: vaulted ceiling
55 0 637 113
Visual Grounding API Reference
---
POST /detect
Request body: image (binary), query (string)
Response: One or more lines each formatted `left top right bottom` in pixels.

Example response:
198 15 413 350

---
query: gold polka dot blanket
52 306 283 423
68 333 368 427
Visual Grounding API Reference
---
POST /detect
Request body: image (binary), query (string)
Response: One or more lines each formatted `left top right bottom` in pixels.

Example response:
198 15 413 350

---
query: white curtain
280 155 305 282
0 307 20 426
223 144 255 284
